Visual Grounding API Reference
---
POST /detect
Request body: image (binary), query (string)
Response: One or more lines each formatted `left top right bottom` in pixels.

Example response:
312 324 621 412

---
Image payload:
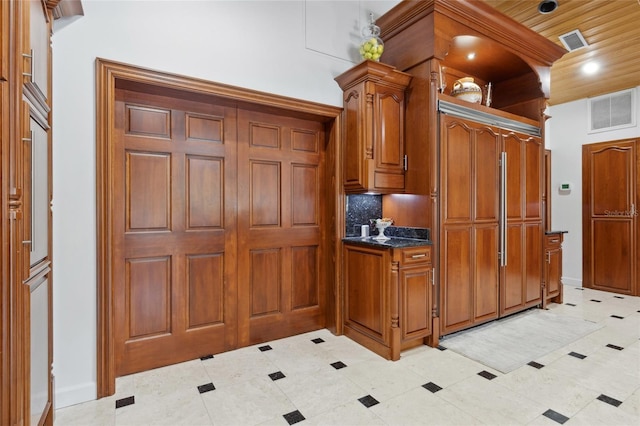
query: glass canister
359 13 384 61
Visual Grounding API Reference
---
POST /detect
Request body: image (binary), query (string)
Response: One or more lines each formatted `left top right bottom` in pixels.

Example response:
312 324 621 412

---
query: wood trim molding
95 58 343 397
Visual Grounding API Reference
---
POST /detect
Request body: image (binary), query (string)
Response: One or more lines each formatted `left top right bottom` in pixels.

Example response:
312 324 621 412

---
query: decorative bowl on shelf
450 77 483 104
373 218 393 240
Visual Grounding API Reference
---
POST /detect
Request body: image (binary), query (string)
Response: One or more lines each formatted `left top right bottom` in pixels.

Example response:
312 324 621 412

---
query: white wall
546 87 640 287
51 0 399 408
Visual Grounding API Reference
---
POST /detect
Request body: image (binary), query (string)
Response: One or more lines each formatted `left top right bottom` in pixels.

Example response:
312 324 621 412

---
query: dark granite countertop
343 236 432 249
545 230 568 235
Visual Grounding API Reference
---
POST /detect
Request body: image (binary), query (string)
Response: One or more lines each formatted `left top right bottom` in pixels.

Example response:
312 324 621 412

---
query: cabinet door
344 245 389 345
372 82 405 188
28 115 50 267
401 265 431 341
546 247 561 298
440 115 500 334
26 0 51 105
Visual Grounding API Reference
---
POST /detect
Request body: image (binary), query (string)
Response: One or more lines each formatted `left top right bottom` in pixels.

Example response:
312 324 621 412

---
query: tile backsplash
345 194 382 236
345 194 430 240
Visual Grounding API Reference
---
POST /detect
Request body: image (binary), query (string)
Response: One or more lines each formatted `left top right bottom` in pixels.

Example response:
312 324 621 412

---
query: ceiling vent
559 29 588 51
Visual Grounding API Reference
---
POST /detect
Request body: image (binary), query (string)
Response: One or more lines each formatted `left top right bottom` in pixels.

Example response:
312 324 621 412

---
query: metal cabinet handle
411 254 426 259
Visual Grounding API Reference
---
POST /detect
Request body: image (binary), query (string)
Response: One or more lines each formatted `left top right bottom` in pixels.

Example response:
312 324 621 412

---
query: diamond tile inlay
597 394 623 407
606 343 624 351
543 409 569 424
311 338 325 344
258 345 273 352
477 370 497 380
269 371 286 381
527 361 545 369
358 394 379 408
331 361 347 370
568 351 587 359
283 410 305 425
197 383 215 394
422 382 443 393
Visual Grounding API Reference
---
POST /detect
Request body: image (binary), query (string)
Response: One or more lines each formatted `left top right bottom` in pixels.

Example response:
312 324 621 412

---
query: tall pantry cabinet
1 0 74 424
376 0 565 339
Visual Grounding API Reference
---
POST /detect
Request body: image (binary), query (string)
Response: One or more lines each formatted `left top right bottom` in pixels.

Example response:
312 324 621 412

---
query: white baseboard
562 277 582 288
55 381 97 409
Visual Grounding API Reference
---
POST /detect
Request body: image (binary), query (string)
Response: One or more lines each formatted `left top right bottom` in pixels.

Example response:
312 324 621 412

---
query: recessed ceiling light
538 0 558 14
467 52 476 60
582 61 600 75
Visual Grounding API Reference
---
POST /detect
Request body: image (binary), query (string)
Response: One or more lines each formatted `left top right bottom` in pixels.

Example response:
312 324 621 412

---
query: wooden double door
440 114 543 335
112 87 326 376
583 140 638 296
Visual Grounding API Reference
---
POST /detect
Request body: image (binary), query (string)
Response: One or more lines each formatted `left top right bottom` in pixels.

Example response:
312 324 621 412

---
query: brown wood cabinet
544 232 565 304
1 1 59 424
343 242 432 360
335 60 411 194
375 0 565 342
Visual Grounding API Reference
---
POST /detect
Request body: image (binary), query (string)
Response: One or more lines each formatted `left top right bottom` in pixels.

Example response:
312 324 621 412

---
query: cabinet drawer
545 234 562 249
400 247 431 266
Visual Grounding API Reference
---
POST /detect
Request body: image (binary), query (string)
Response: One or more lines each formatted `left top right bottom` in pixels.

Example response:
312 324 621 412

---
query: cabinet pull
431 268 435 286
411 253 426 259
403 155 408 171
550 238 559 243
22 49 34 81
547 252 551 264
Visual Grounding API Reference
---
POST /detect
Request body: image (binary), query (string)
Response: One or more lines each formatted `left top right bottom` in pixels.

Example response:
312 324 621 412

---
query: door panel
583 141 637 295
114 89 237 376
237 109 325 345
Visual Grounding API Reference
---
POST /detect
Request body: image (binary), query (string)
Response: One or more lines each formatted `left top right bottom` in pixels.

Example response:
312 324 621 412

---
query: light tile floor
55 285 640 425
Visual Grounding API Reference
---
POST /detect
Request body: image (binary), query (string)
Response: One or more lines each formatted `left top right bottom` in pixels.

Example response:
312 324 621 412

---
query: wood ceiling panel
482 0 640 105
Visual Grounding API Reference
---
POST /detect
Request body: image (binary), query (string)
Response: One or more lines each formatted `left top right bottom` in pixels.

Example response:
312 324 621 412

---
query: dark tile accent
283 410 305 425
269 371 286 381
543 409 569 424
614 296 625 299
477 370 497 380
358 394 380 408
422 382 443 393
597 394 623 407
345 194 382 237
258 345 273 352
197 383 216 394
590 299 602 303
331 361 347 370
611 315 624 319
437 345 448 351
311 338 325 344
568 351 587 359
575 287 584 290
115 396 135 409
565 303 577 306
606 344 624 352
200 354 214 361
528 361 545 369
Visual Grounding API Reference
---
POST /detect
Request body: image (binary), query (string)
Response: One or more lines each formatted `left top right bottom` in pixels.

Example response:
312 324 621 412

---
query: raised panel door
400 264 431 341
583 140 637 295
113 89 238 376
440 115 500 334
237 109 325 345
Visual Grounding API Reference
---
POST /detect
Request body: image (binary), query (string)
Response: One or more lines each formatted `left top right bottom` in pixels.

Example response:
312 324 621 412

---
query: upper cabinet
25 0 52 111
335 60 412 194
377 0 567 122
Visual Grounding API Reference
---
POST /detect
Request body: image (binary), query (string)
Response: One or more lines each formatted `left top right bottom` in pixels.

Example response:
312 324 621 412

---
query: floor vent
559 29 588 51
588 89 636 133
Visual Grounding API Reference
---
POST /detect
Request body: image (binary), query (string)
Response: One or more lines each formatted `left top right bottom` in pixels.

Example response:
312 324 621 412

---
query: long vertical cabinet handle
500 151 507 267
